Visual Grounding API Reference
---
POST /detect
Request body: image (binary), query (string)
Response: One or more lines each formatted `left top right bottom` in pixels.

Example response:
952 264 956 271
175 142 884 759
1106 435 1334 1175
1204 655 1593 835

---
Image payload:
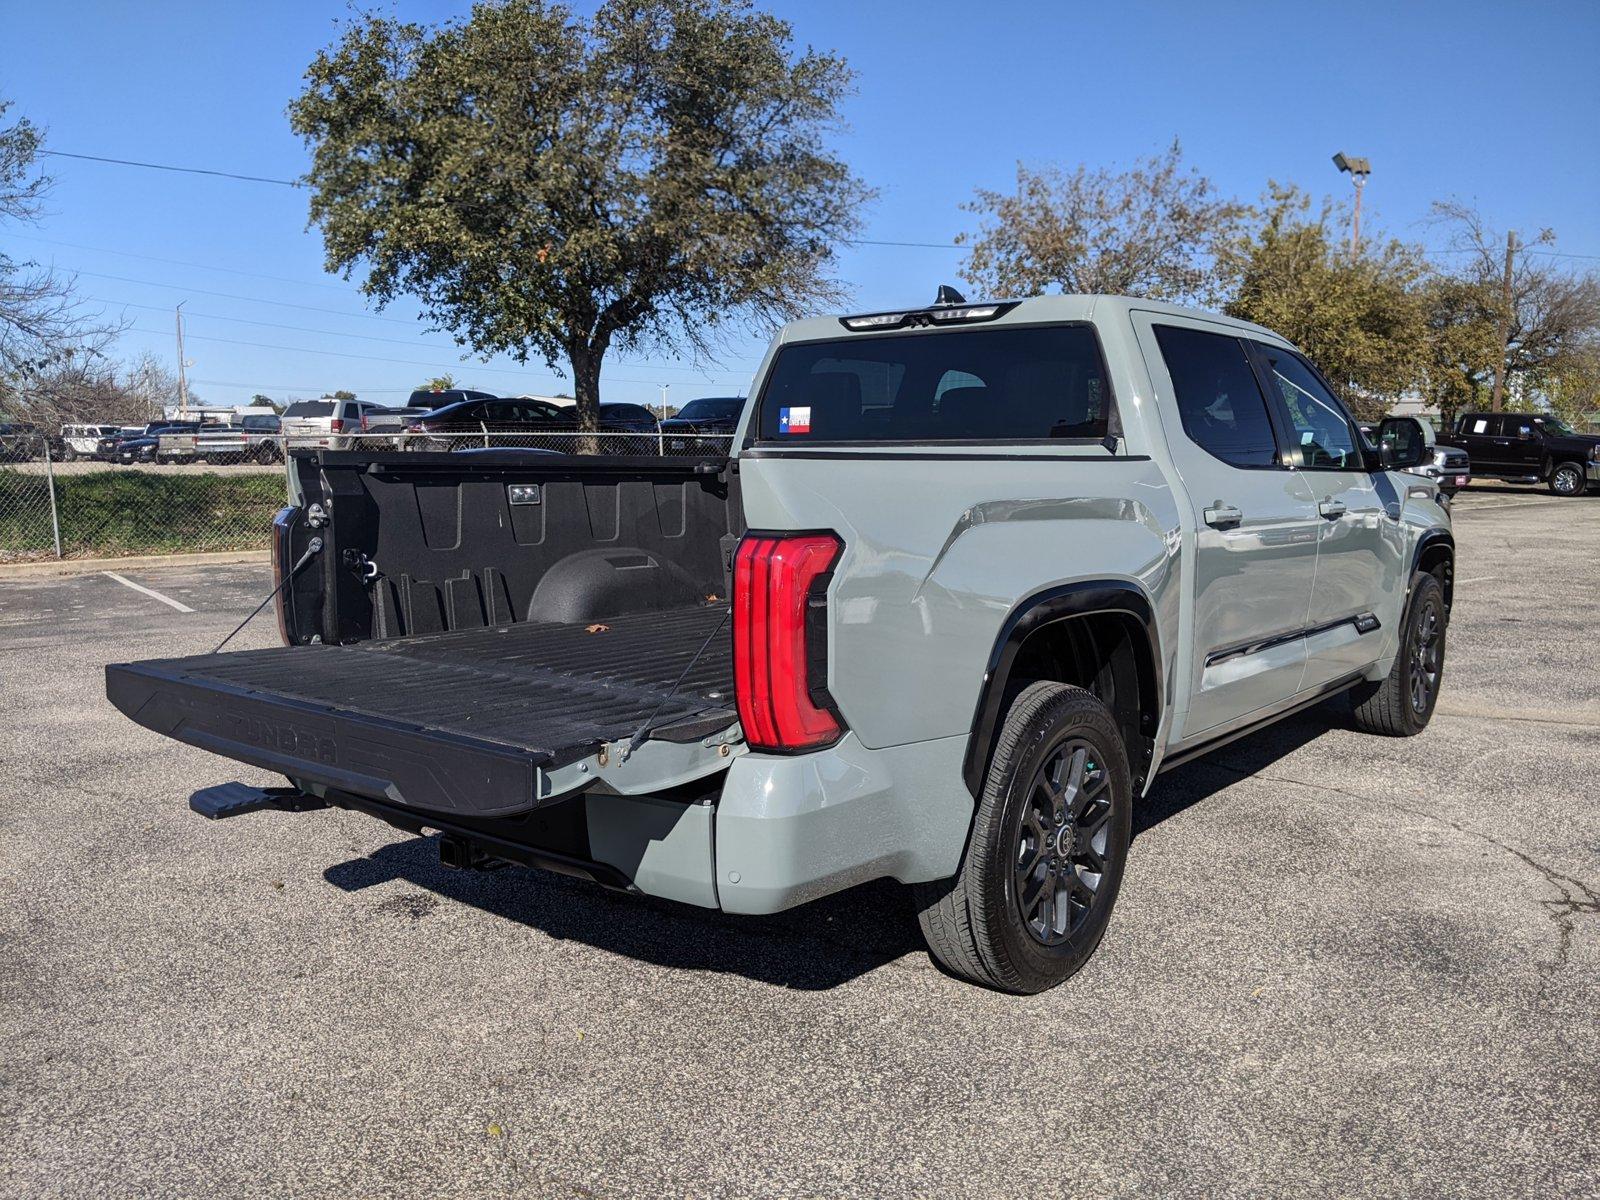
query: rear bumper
711 733 973 914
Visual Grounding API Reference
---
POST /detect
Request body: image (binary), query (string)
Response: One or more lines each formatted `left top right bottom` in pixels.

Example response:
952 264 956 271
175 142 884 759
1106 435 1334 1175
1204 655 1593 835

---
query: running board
1158 672 1365 774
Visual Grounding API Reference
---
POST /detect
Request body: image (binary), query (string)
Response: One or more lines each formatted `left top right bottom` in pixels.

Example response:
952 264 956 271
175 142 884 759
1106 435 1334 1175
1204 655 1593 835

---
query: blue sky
3 0 1597 410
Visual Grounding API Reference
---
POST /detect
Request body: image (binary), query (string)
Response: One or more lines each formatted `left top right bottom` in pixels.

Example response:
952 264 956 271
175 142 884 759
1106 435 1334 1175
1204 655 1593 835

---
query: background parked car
279 397 389 450
659 395 745 455
58 423 123 463
111 421 212 464
406 387 498 410
0 422 44 462
1439 411 1600 496
402 397 658 453
160 413 285 464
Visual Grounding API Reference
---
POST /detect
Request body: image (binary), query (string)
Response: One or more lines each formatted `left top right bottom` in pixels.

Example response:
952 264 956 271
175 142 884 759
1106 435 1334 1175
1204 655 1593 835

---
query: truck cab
107 294 1453 992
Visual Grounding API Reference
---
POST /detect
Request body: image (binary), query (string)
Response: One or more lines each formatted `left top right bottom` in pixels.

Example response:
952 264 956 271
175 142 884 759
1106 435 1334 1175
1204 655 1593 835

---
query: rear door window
754 324 1112 443
1152 325 1280 468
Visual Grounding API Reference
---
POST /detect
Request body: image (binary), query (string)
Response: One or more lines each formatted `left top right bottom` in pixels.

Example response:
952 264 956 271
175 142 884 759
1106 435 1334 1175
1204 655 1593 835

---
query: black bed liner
106 604 734 819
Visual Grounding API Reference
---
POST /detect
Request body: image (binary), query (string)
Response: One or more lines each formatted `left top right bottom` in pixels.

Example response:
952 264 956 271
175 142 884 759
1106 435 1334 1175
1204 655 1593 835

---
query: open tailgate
106 605 737 819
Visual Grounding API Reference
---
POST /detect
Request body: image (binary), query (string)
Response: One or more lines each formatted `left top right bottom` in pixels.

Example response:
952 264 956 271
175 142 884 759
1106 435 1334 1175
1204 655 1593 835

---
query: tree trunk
568 341 604 454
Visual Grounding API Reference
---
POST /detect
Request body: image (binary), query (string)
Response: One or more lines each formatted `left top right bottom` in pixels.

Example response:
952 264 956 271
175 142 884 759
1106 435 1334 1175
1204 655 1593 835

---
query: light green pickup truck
108 293 1453 993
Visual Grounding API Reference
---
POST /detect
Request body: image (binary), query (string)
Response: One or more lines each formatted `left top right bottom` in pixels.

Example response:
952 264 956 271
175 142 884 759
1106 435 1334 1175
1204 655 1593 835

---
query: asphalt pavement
2 487 1596 1198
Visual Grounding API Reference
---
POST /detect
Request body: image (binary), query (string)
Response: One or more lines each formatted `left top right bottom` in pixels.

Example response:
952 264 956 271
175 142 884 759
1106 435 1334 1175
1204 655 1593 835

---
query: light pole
1332 152 1371 256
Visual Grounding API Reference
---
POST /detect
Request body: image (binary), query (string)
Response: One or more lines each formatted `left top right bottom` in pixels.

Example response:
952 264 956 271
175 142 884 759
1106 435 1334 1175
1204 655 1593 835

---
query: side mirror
1376 416 1428 470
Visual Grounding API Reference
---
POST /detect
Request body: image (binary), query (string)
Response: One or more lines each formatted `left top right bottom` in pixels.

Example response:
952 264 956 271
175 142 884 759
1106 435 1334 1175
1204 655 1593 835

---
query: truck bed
106 603 734 819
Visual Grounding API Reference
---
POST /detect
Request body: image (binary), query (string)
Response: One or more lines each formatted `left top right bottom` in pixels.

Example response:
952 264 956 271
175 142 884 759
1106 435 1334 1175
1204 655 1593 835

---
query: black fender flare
1412 527 1455 611
962 580 1163 798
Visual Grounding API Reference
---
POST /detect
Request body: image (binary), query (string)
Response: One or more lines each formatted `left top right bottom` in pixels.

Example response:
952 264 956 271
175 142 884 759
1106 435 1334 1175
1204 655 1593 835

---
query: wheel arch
963 581 1163 800
1413 528 1455 613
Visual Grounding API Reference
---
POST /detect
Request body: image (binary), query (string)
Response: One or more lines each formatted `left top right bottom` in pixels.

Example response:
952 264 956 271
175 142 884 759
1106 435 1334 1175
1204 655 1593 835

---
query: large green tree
1221 185 1427 421
1424 201 1600 417
289 0 870 429
957 140 1247 305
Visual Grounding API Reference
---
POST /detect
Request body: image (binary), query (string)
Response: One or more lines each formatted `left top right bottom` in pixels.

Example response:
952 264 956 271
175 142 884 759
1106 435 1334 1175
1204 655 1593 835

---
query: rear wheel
61 444 77 463
915 682 1132 993
1351 571 1446 736
1549 461 1586 496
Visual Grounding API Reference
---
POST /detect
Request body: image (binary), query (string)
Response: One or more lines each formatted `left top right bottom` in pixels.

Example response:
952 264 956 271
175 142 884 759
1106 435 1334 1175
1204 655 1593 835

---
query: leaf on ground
585 624 609 634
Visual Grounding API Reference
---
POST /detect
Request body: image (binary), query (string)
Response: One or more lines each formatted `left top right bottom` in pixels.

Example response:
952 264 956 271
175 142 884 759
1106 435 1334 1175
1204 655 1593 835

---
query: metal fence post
43 438 63 559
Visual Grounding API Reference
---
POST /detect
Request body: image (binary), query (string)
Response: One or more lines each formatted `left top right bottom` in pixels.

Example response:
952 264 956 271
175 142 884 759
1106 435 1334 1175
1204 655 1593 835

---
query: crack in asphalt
1203 758 1600 985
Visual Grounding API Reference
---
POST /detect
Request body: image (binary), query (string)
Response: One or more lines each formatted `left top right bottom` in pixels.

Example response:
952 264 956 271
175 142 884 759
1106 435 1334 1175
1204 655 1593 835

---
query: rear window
282 401 335 418
754 325 1112 443
241 415 279 431
677 398 744 421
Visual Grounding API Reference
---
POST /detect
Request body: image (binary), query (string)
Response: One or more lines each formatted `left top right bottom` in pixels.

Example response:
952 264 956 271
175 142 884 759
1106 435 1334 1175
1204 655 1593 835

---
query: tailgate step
190 782 327 820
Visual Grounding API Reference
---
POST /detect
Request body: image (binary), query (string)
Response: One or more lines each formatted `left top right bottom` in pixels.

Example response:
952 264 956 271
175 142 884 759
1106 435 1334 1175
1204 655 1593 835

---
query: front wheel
1549 461 1587 496
60 445 77 463
915 682 1132 993
1351 571 1446 736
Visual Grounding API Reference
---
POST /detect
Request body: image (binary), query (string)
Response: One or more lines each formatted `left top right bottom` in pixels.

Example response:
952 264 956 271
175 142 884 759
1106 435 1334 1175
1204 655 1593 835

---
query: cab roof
775 293 1287 347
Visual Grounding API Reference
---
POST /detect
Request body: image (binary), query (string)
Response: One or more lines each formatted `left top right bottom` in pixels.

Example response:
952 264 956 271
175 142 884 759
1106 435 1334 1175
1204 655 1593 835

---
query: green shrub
0 469 287 559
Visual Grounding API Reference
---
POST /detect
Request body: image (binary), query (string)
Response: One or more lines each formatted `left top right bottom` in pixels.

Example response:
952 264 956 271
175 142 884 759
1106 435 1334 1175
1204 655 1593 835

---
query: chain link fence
0 428 734 564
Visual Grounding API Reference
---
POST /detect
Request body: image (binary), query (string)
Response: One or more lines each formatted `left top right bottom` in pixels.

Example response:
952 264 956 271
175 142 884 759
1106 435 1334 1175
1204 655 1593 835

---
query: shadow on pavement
1134 707 1336 839
319 700 1354 988
324 835 924 991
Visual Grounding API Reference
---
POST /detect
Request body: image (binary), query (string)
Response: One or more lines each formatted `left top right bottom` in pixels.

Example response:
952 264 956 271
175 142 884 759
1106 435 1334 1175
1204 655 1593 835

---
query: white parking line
1455 498 1565 513
101 571 195 613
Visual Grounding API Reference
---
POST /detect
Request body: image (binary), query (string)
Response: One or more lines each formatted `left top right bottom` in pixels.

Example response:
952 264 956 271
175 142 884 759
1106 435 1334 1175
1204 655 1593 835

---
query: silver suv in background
279 398 390 450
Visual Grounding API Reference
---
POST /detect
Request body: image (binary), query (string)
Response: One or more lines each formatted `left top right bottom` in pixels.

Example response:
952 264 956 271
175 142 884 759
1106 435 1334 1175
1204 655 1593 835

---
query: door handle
1203 503 1243 528
1318 499 1347 519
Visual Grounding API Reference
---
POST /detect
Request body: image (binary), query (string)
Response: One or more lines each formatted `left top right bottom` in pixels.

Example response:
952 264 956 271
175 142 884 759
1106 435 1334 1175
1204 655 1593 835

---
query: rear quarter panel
737 452 1181 750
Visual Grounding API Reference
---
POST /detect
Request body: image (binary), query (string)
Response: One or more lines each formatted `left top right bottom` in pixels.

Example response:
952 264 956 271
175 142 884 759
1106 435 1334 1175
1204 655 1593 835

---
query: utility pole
1489 230 1517 413
174 302 190 418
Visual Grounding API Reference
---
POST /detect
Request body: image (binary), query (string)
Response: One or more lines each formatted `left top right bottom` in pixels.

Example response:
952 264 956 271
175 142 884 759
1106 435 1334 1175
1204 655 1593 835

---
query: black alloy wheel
1013 739 1114 945
1408 592 1443 716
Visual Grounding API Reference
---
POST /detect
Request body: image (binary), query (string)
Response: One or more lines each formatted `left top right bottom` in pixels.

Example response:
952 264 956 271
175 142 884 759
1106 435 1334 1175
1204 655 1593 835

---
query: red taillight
733 532 844 752
329 417 344 433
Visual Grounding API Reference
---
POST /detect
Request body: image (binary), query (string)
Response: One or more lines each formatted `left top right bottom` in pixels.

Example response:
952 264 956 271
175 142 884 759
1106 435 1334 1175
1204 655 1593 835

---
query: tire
1350 571 1447 736
1549 461 1587 496
914 682 1133 993
61 445 77 463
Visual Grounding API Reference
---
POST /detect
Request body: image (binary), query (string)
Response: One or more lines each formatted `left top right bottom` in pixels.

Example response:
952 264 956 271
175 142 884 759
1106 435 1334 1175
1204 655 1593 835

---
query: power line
190 376 412 394
40 147 1600 261
5 231 357 292
36 146 962 252
38 150 301 188
70 268 423 324
91 295 752 377
124 320 675 387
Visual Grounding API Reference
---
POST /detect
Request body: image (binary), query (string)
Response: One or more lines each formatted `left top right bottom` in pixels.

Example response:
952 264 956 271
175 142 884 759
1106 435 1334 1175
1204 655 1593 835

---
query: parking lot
2 487 1596 1198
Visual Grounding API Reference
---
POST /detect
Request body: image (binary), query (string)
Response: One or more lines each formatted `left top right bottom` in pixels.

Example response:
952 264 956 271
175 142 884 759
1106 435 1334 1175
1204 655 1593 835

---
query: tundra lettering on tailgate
227 713 337 764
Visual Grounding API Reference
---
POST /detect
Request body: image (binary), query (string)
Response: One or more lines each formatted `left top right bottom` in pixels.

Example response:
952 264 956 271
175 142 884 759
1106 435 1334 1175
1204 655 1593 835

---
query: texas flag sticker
778 406 811 435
